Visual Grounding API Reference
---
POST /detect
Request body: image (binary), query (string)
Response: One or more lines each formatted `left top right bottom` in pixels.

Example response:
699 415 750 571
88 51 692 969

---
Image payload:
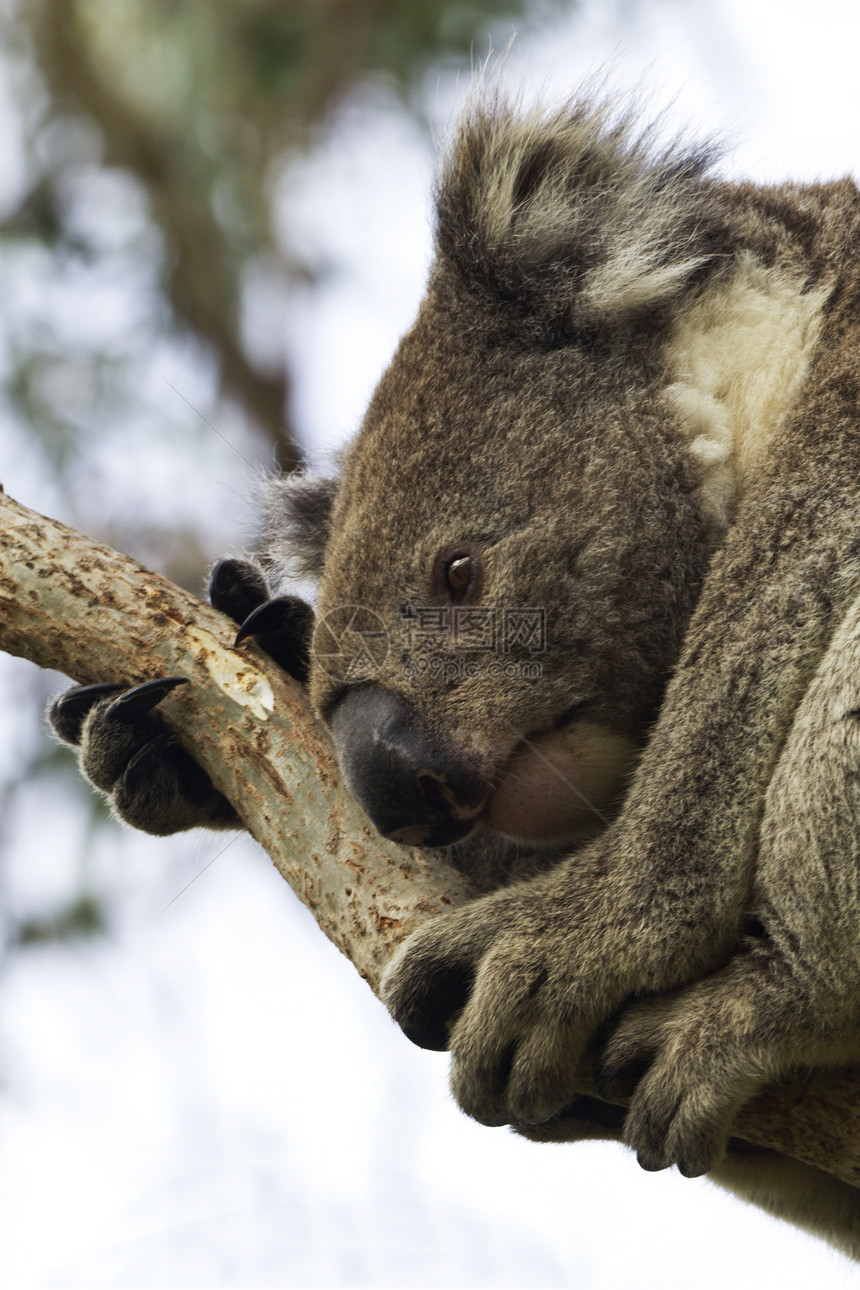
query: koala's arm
383 308 860 1175
48 559 314 835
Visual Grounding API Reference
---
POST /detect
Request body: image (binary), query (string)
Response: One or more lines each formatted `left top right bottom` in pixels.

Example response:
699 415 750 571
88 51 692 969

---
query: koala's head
263 96 724 860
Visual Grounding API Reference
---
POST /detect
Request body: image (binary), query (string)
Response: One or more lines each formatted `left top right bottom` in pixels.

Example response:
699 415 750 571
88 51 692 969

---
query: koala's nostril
417 771 447 812
330 684 486 847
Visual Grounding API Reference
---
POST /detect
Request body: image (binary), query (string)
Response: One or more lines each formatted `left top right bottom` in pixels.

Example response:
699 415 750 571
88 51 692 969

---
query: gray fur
259 471 338 587
50 91 860 1258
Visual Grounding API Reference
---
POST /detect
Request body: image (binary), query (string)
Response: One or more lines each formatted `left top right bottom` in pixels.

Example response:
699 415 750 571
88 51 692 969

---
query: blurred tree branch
1 485 859 1199
31 0 298 468
10 0 553 473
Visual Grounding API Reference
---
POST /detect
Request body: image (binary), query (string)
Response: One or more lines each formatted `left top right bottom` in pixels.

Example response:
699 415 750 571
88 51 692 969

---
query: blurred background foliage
5 7 859 1282
0 0 560 949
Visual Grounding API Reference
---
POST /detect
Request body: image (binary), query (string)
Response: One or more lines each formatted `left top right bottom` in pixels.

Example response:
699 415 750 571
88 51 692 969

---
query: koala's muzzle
330 684 487 847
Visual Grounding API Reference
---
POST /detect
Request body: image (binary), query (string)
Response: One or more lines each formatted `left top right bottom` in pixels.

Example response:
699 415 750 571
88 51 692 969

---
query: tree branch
1 487 858 1192
0 487 477 988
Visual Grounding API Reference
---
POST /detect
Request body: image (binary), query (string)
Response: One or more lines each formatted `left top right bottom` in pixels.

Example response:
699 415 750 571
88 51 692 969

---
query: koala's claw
234 596 315 685
207 556 315 685
106 675 189 722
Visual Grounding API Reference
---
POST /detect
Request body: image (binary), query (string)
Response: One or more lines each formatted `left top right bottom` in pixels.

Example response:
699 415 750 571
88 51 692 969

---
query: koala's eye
446 555 474 601
433 543 482 605
435 545 481 604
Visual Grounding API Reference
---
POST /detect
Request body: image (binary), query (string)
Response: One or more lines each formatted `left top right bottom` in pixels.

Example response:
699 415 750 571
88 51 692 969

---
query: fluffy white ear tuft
435 91 726 335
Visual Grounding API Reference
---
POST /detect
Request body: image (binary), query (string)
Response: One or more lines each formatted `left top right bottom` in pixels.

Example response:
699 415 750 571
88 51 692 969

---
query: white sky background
2 1 860 1287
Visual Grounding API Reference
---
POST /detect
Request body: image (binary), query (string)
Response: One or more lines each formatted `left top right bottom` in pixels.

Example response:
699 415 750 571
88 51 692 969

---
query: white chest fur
665 253 831 537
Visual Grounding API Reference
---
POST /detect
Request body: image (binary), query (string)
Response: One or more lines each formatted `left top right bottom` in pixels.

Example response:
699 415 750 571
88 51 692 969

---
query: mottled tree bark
0 487 477 987
1 487 858 1191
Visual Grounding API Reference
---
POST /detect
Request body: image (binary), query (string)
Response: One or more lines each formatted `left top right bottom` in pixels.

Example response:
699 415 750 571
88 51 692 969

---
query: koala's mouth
481 719 639 844
385 716 639 850
329 681 636 850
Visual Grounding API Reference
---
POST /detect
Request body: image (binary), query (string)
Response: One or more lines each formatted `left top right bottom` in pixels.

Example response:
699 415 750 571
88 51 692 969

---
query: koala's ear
435 94 725 335
259 470 339 584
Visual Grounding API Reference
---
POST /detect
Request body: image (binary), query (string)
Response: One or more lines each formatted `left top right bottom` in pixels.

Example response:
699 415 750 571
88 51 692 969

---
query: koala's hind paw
599 988 767 1178
49 677 239 835
209 558 314 684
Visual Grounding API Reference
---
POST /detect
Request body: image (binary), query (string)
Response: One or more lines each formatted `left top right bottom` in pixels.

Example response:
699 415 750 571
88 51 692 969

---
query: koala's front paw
381 883 610 1128
210 558 314 685
49 678 239 835
599 984 767 1178
513 1093 627 1144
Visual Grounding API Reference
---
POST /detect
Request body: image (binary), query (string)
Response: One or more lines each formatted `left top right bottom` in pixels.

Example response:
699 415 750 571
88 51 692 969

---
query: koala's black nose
330 684 486 847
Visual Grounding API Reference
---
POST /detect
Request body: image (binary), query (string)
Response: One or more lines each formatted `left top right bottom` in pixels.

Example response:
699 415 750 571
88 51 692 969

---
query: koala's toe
381 925 478 1051
80 679 186 791
624 1084 681 1172
115 732 237 834
505 1018 590 1126
49 681 126 745
208 558 269 624
234 596 315 685
113 732 182 832
447 944 586 1127
209 559 315 684
449 1032 519 1127
596 998 670 1100
672 1122 728 1178
661 1094 731 1177
624 1061 734 1178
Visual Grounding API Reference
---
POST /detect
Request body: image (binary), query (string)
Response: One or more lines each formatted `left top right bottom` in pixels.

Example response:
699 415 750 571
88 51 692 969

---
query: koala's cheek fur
483 721 639 842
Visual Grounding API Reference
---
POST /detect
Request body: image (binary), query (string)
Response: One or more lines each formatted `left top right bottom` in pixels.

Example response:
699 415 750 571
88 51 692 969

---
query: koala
50 94 860 1255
